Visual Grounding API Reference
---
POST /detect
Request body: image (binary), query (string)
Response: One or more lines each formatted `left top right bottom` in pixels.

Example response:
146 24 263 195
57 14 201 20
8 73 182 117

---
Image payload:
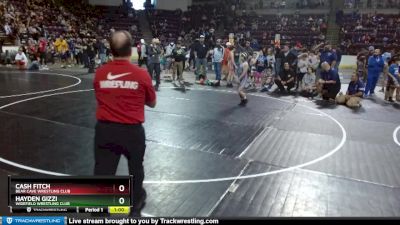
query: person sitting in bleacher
336 72 364 108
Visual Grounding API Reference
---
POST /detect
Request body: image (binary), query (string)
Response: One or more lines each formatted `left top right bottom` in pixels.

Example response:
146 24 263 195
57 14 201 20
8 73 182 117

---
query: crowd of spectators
344 0 400 9
211 0 330 11
227 12 327 49
338 10 400 55
147 9 183 46
0 0 140 69
147 1 328 54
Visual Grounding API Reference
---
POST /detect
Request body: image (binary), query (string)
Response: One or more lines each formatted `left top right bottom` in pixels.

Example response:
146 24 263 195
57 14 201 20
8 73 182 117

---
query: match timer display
8 176 132 214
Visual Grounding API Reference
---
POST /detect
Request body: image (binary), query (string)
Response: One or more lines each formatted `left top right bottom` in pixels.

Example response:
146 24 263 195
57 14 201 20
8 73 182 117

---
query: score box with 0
9 176 131 196
8 176 133 209
9 195 131 207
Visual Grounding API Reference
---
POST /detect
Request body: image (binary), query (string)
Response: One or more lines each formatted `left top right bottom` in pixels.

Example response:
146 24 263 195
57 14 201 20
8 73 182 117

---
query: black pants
75 52 82 65
94 121 146 204
40 52 46 65
322 84 341 100
275 79 295 92
82 52 89 68
88 57 95 73
149 63 161 86
139 56 148 69
301 90 317 98
296 73 305 89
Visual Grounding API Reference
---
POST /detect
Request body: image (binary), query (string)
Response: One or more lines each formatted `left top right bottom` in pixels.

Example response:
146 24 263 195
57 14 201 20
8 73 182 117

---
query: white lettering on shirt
99 80 139 90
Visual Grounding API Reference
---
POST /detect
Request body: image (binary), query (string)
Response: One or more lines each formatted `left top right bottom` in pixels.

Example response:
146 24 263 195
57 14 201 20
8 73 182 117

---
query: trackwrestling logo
3 217 64 225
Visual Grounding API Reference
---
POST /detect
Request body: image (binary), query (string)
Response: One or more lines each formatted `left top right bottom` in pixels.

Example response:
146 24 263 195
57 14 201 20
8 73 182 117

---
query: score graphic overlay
8 176 132 214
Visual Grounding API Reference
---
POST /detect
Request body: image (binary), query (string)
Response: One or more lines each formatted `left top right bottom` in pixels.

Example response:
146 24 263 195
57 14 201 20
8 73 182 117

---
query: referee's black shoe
130 189 147 217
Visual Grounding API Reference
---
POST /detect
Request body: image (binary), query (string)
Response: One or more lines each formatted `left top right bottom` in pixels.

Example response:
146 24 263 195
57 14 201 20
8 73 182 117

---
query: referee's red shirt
94 60 156 124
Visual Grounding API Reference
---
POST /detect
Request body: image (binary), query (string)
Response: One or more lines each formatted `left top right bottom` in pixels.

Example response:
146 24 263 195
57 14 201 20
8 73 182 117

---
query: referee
93 31 156 217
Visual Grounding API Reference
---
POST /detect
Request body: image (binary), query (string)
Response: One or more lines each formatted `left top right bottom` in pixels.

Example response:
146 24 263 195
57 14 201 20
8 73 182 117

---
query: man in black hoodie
275 62 296 93
277 45 297 71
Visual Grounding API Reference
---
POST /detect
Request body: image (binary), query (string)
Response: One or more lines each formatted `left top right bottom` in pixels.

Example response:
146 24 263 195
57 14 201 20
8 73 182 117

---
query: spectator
279 45 297 71
97 39 108 65
297 52 309 90
0 39 3 54
266 48 275 71
275 62 296 93
254 48 267 85
301 66 317 99
75 38 83 66
212 39 224 86
5 50 12 67
260 66 275 92
165 42 175 74
87 38 97 73
334 46 342 72
380 51 392 92
82 38 89 68
139 39 148 69
226 42 236 88
54 35 69 68
365 49 384 97
194 35 209 81
244 40 254 57
317 62 341 101
15 47 28 70
148 38 162 91
171 41 186 83
38 37 48 70
238 52 249 106
319 44 337 68
385 56 400 102
336 72 364 108
221 41 232 81
136 40 142 64
308 50 319 71
28 55 40 71
357 55 367 82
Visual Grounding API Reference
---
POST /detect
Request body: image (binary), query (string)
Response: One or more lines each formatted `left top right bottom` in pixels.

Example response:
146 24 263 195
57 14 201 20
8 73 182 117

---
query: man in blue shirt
319 45 337 68
365 49 384 96
317 62 341 101
337 73 364 108
334 46 342 72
